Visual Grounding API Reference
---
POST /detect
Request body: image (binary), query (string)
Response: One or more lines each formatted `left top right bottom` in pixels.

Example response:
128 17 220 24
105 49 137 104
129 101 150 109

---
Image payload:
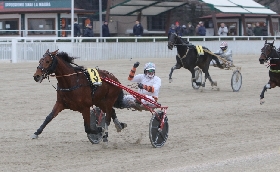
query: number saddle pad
87 68 102 86
195 45 204 56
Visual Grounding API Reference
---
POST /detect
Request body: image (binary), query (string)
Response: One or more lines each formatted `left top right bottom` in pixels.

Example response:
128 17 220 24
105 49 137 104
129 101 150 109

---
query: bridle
263 44 279 60
37 52 58 79
260 43 280 69
37 52 84 91
170 32 178 44
261 44 272 60
167 33 178 50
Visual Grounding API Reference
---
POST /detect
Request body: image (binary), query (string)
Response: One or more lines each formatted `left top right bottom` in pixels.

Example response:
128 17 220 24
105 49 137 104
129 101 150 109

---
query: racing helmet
144 62 156 78
220 41 228 51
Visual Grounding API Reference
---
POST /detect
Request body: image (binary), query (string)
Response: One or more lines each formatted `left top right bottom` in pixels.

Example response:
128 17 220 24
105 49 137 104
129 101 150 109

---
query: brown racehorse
32 49 126 143
259 40 280 104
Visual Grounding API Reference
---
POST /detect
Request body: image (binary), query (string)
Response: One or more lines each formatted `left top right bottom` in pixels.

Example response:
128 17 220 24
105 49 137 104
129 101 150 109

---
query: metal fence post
11 39 17 63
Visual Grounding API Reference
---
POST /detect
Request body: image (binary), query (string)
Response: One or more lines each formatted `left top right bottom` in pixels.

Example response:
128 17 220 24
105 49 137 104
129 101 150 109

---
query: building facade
200 13 280 36
0 0 104 37
0 0 279 37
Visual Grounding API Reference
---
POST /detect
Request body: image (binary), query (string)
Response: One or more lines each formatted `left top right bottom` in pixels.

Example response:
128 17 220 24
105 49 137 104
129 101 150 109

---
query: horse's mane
176 36 209 51
174 36 212 54
99 69 116 78
57 52 84 70
179 39 209 50
177 36 190 46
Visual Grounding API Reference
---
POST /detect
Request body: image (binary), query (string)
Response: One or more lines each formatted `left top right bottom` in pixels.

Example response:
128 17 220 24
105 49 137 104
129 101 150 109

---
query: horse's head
33 49 59 83
259 40 274 64
168 32 178 50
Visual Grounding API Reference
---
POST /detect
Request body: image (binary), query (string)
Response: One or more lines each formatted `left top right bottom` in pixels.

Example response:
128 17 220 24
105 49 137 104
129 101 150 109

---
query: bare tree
255 0 280 13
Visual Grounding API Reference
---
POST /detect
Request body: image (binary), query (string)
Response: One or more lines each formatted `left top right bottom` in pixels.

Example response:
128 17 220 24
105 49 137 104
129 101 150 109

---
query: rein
174 43 189 46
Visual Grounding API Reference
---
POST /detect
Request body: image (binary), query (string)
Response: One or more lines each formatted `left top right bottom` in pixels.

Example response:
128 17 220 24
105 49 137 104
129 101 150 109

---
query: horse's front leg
169 61 181 83
260 81 275 104
31 103 64 139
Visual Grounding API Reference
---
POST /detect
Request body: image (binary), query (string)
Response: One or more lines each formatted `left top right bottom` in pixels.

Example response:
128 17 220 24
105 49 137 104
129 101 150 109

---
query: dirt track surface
1 55 280 172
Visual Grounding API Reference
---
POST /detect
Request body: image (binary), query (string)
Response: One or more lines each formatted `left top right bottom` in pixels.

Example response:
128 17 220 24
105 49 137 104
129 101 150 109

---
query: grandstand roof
104 0 277 16
102 0 188 16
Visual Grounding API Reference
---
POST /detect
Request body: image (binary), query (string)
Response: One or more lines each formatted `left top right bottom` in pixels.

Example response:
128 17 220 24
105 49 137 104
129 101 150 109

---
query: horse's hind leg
204 71 217 87
105 107 127 132
81 108 99 135
111 108 127 132
31 103 63 139
190 68 202 87
99 106 127 142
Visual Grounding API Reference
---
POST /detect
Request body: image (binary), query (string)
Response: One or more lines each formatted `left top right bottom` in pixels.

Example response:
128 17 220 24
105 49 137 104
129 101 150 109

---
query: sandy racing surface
0 55 280 172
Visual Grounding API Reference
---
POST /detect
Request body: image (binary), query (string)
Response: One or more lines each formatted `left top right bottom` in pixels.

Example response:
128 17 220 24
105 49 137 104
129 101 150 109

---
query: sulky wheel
192 67 203 89
87 107 104 144
231 70 242 92
149 110 169 148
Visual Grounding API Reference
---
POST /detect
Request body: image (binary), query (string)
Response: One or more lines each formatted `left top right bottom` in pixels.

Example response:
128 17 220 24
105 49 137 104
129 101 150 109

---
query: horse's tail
210 54 224 69
113 89 124 109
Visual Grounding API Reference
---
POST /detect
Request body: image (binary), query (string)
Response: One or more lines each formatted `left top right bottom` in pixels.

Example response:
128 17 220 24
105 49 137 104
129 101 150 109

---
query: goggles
146 69 155 73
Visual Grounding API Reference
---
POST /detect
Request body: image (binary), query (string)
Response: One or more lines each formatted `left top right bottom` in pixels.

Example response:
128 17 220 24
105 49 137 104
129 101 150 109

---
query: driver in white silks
210 41 233 67
122 62 161 109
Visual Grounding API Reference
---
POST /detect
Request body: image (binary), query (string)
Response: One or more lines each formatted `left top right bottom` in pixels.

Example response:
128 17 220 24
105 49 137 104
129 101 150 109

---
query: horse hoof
103 137 108 143
31 134 38 139
114 118 126 132
211 81 217 87
87 133 103 144
102 142 108 149
169 79 173 83
121 122 127 129
260 99 265 105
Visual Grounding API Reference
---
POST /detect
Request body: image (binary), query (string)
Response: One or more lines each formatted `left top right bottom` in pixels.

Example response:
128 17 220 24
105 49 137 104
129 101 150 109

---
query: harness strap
177 48 189 68
269 69 280 73
57 84 82 91
50 72 83 77
49 72 84 91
